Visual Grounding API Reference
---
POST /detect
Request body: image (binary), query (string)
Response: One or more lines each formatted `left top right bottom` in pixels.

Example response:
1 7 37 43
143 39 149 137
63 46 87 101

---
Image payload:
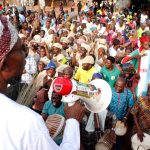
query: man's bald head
115 77 126 93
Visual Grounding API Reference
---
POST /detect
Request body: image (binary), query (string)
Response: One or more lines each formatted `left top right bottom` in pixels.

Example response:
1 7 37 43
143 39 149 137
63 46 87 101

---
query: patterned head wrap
0 15 18 61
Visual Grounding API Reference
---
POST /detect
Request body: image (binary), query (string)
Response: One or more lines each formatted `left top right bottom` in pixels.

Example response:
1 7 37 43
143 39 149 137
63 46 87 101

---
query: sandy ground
6 0 78 12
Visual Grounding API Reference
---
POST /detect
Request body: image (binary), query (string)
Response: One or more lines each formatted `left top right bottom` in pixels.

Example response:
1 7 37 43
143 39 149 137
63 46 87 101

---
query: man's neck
83 66 93 71
108 66 114 71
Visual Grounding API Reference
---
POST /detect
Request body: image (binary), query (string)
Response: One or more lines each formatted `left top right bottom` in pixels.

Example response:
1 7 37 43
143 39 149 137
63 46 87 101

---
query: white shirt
21 56 37 84
39 0 45 9
19 14 25 23
28 49 40 64
0 94 80 150
140 14 148 24
115 23 125 33
109 46 117 57
84 5 89 12
86 22 93 30
98 26 106 36
41 26 51 37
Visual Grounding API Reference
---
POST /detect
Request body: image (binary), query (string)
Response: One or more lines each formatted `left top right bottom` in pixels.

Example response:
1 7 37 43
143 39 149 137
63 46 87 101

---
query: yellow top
74 67 97 84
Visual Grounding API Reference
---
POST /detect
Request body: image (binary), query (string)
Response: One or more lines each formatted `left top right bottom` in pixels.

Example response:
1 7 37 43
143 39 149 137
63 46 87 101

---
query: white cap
52 43 62 49
33 35 42 43
60 37 69 44
82 55 94 64
44 35 54 44
81 43 91 52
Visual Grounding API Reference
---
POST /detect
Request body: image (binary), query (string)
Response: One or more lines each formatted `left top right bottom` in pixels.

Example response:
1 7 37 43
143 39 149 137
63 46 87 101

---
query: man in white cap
28 40 40 64
71 43 89 67
52 43 67 65
74 55 97 84
21 52 37 84
42 19 52 36
60 37 69 56
0 15 85 150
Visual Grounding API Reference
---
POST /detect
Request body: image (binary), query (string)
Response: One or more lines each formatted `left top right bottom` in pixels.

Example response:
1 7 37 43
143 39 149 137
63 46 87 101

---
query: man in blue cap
32 61 56 114
43 61 56 89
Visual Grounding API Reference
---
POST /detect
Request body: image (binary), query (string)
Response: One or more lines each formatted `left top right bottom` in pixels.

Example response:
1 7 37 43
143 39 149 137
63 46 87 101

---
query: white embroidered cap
0 15 18 61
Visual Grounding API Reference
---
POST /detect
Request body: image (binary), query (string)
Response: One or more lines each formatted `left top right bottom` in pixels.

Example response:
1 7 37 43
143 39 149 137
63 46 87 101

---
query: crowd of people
0 0 150 150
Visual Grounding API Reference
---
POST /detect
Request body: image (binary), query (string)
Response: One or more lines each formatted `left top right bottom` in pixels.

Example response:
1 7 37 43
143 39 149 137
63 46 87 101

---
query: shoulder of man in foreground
0 93 60 150
0 93 47 130
0 94 81 150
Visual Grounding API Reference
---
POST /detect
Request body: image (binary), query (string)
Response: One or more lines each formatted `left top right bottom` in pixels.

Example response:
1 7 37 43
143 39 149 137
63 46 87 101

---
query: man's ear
0 59 10 72
0 58 13 83
0 58 7 71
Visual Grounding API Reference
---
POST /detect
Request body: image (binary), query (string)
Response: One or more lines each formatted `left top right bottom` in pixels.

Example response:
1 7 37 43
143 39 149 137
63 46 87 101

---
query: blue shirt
108 88 134 120
42 101 65 117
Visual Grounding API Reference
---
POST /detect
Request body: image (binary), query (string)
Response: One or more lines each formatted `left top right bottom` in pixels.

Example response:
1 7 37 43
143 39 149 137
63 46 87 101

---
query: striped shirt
131 96 150 131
